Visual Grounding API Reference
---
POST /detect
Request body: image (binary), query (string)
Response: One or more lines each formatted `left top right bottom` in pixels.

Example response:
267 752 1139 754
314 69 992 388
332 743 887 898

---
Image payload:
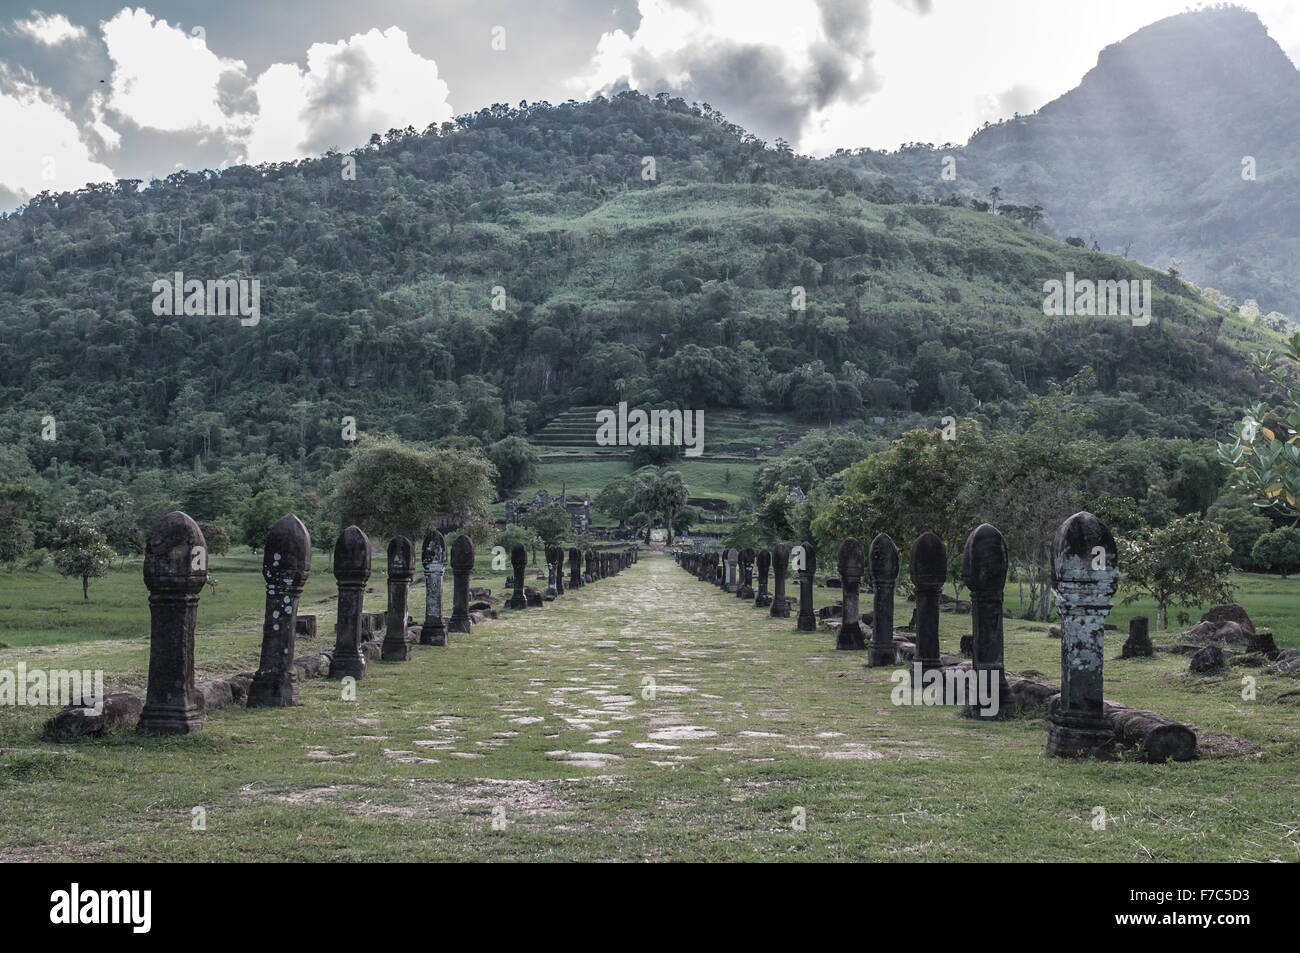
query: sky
2 0 1298 209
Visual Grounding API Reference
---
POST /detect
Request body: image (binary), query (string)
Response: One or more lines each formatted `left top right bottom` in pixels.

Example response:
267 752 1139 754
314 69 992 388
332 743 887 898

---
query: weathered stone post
420 529 447 646
910 532 947 679
584 549 595 583
796 540 818 632
738 547 755 599
836 538 866 650
554 545 565 596
248 514 311 707
1122 615 1152 658
381 536 415 661
569 547 583 588
770 544 791 618
755 549 772 607
1048 512 1119 758
139 512 208 734
508 542 528 609
448 535 475 634
867 533 900 667
724 548 739 593
962 523 1012 719
329 525 371 680
546 546 559 598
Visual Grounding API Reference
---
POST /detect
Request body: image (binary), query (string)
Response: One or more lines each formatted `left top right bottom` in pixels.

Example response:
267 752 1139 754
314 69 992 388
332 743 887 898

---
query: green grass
0 555 1297 861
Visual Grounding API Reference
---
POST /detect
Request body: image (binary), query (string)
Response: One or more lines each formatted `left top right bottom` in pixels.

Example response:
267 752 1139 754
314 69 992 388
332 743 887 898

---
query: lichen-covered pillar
139 511 208 734
755 549 772 607
508 542 528 609
248 514 311 707
868 533 900 668
770 544 791 618
910 532 946 680
585 549 595 583
836 538 866 650
420 529 447 646
796 540 818 632
724 548 739 593
962 523 1013 719
546 546 559 598
554 545 565 596
329 525 371 679
447 535 475 634
1048 511 1119 758
381 536 415 661
569 547 583 588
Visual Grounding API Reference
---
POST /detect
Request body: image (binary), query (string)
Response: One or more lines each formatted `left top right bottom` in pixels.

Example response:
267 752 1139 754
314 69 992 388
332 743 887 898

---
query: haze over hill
835 6 1300 317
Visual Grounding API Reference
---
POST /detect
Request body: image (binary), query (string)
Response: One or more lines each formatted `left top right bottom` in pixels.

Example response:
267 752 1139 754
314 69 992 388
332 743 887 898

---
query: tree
494 524 543 566
486 436 539 491
595 476 641 529
1251 527 1300 578
93 500 144 562
522 503 571 547
332 435 496 540
1118 516 1234 630
52 516 114 600
236 489 296 548
199 522 232 556
1217 332 1300 516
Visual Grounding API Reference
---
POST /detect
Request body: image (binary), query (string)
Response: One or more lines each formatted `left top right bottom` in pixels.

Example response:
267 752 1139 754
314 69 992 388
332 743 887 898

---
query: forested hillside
0 88 1275 556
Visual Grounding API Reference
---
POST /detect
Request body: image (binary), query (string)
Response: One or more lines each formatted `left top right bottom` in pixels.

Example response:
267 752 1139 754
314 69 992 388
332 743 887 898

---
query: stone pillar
139 511 208 734
1122 615 1152 658
724 548 739 593
1048 512 1119 758
835 538 866 650
755 549 772 607
448 535 475 634
248 514 311 707
738 548 755 599
508 542 528 609
796 540 818 632
381 536 415 661
546 546 558 598
584 549 595 583
962 523 1013 719
420 529 447 646
554 545 565 596
770 544 791 618
329 525 371 680
867 533 900 668
910 532 946 680
569 547 583 588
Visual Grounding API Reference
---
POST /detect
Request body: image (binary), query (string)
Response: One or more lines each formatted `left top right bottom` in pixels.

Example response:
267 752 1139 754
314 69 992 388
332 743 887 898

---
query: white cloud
244 26 453 163
0 82 116 199
13 11 87 46
100 7 250 135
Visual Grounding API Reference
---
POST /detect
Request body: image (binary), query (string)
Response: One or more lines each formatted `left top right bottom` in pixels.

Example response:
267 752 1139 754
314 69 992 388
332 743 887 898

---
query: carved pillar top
422 529 446 573
837 537 863 586
962 523 1008 594
868 533 899 587
1051 511 1118 608
797 540 816 578
387 535 414 581
144 511 208 594
450 534 475 572
909 531 947 592
264 514 311 588
333 525 371 584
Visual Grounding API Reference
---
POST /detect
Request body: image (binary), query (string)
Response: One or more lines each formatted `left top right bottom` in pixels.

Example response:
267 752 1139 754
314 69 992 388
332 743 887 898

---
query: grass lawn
0 554 1297 861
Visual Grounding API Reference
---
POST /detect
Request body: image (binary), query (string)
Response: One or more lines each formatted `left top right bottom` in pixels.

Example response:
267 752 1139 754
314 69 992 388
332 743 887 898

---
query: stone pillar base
247 671 299 707
797 614 817 632
1047 721 1116 759
836 624 866 650
381 638 411 661
754 593 773 608
138 704 201 735
867 643 896 667
769 599 790 619
420 620 447 646
329 651 365 679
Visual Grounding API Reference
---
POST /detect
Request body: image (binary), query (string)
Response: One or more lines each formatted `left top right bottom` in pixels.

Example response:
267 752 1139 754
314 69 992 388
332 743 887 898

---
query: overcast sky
3 0 1298 209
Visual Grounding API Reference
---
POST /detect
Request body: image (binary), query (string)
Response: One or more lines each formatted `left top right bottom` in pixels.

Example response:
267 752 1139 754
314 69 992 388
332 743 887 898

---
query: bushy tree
52 516 114 600
486 436 540 491
1119 516 1234 630
1251 527 1300 578
522 503 571 546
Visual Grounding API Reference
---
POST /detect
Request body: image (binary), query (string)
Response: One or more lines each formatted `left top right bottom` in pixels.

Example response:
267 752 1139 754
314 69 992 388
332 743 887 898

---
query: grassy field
0 553 1297 861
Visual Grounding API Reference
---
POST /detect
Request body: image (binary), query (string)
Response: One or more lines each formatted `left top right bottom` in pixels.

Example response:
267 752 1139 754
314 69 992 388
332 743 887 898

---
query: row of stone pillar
672 511 1120 750
506 543 634 609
